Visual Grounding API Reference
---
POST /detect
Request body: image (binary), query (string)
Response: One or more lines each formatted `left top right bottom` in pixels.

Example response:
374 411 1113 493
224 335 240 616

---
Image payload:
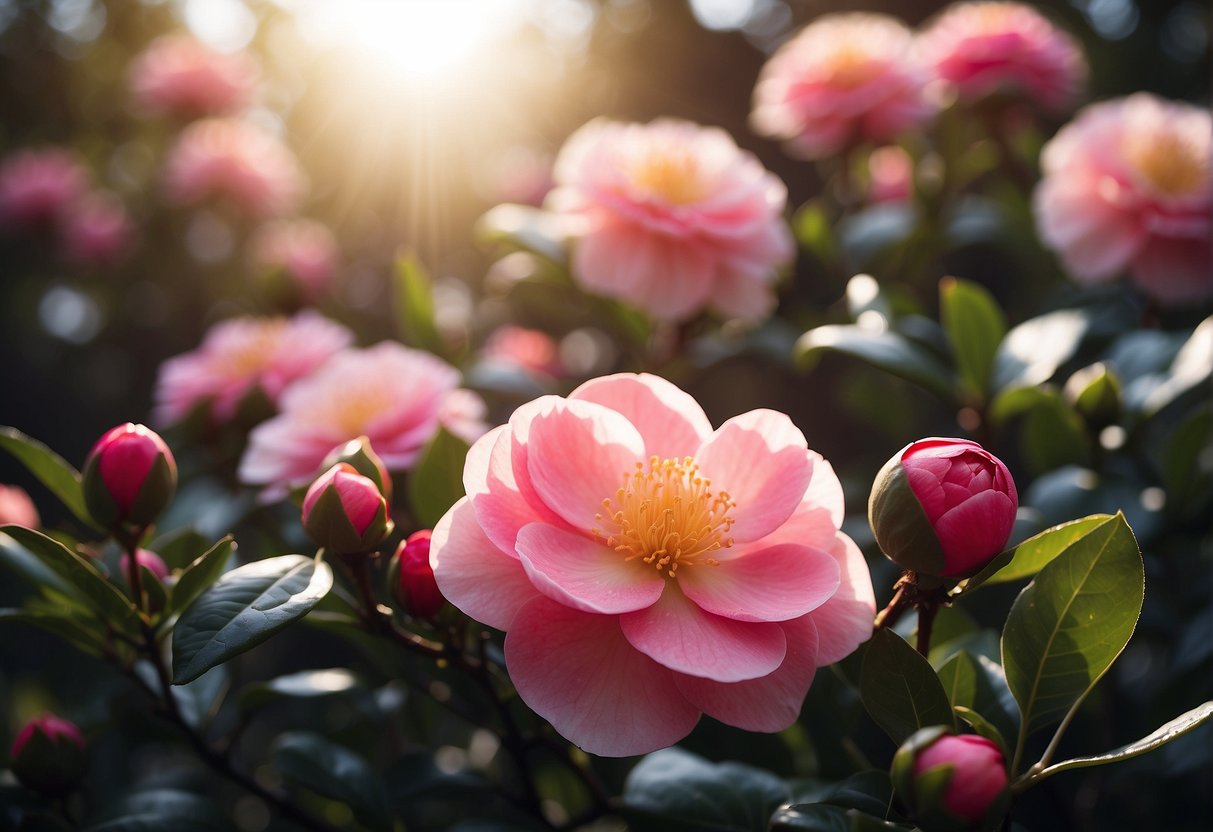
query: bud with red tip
320 436 391 503
82 423 177 532
869 438 1018 578
119 548 170 583
391 529 444 619
302 463 391 555
892 727 1010 830
9 714 87 797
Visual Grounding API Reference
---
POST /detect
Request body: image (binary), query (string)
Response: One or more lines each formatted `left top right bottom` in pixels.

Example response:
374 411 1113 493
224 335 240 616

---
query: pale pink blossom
61 191 134 266
868 146 914 203
438 388 491 445
920 2 1087 113
250 219 338 299
0 148 90 231
0 485 40 528
482 326 562 378
430 373 875 756
751 14 936 160
239 342 485 496
1034 94 1211 304
129 35 258 120
164 119 303 219
548 119 795 322
154 311 353 426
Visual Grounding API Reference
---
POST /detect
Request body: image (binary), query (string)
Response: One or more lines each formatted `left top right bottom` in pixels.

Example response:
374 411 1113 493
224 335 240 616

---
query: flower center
593 456 735 578
220 319 288 377
1125 129 1209 197
824 45 882 87
630 151 706 204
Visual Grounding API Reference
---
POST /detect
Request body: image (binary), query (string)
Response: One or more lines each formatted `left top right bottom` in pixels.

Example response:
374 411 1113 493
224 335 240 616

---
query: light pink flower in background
431 373 875 756
164 118 303 219
250 219 338 299
920 1 1087 114
61 191 134 266
129 35 258 120
1034 94 1211 304
438 388 491 446
548 118 795 323
482 326 562 378
751 14 936 160
154 311 353 426
239 342 485 497
868 146 914 203
0 148 90 231
0 485 40 528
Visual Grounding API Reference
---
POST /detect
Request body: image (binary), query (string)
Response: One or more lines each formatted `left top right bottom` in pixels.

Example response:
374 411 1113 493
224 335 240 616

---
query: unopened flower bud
0 484 39 528
320 436 391 503
392 530 444 619
302 463 391 555
869 438 1018 578
119 548 170 582
892 728 1010 830
1064 362 1121 429
82 423 177 532
9 714 86 797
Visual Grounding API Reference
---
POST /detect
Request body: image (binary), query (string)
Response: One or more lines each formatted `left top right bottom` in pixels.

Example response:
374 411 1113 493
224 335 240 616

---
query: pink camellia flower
164 118 303 219
239 342 487 497
751 14 936 160
82 423 177 531
482 326 562 378
870 438 1017 578
0 484 39 528
250 218 338 299
868 146 914 203
119 548 170 582
430 373 876 756
910 734 1009 825
547 118 795 322
301 463 391 555
129 35 258 120
10 714 87 796
1034 94 1212 304
153 311 353 426
394 530 445 619
919 1 1087 114
0 148 90 231
61 191 134 266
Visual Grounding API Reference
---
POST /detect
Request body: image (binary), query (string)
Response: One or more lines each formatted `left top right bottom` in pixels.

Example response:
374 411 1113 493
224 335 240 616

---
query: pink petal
505 597 700 756
695 410 812 542
619 587 787 682
678 543 839 622
675 615 819 732
430 498 542 631
524 397 646 530
808 533 876 665
463 426 552 556
515 522 666 614
570 373 712 459
934 490 1017 575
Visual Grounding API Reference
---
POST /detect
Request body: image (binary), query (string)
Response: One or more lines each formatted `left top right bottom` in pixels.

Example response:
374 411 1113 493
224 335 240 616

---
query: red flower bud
302 463 391 555
320 436 392 503
869 438 1017 578
9 714 86 796
82 423 177 532
393 530 444 619
893 730 1010 829
119 548 170 582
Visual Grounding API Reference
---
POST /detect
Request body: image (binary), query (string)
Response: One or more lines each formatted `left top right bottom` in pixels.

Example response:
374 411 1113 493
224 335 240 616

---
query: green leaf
0 607 107 656
239 668 360 712
172 666 228 729
172 554 333 684
939 277 1006 400
1140 316 1213 416
959 515 1113 593
408 428 471 528
769 804 852 832
84 789 226 832
937 651 979 711
860 628 955 745
954 706 1009 755
795 325 957 402
393 254 447 357
794 201 841 268
1002 513 1143 738
0 427 95 527
273 732 392 831
992 309 1089 392
476 203 569 265
169 537 235 616
1020 391 1090 473
0 530 74 596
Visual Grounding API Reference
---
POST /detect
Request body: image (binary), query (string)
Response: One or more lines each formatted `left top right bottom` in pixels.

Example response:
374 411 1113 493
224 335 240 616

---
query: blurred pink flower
164 119 303 219
482 326 562 378
751 14 936 160
868 146 914 203
154 311 353 426
1034 94 1211 304
239 342 486 497
250 219 338 299
484 146 554 206
129 35 258 120
548 118 794 322
920 2 1087 113
430 373 875 756
0 148 90 231
61 191 134 266
438 388 491 445
0 484 39 528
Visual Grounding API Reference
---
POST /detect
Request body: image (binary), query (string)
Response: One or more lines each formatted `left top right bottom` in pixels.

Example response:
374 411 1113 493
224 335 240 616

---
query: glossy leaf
172 554 333 684
169 537 235 615
959 515 1112 594
84 789 226 832
0 427 94 527
795 325 957 401
1002 514 1143 737
939 276 1006 399
992 309 1089 392
0 607 107 656
239 668 360 712
273 732 392 831
393 254 447 357
1140 316 1213 417
860 628 955 745
408 428 471 528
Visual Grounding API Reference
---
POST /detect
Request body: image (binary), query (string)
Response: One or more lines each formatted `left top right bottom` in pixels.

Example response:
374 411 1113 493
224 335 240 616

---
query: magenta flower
129 35 258 120
0 484 39 529
61 191 134 266
751 14 936 160
82 423 177 531
431 373 875 756
250 218 338 300
910 734 1009 825
153 311 353 427
548 118 795 322
10 714 86 796
395 530 445 619
119 548 170 582
920 1 1087 113
868 146 914 204
0 148 90 231
302 463 390 555
1034 94 1211 304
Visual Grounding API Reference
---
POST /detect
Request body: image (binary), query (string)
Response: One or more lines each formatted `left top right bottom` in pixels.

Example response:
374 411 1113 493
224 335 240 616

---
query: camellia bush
0 1 1209 831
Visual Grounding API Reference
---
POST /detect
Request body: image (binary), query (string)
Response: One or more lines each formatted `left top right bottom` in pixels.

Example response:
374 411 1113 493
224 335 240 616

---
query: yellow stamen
1125 129 1209 198
630 152 706 204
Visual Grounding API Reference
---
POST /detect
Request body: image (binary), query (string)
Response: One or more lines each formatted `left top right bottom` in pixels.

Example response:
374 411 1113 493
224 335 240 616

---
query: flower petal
678 543 839 622
505 597 700 757
808 533 876 665
515 523 666 614
619 587 786 682
934 490 1017 575
463 425 560 556
570 373 712 459
675 615 819 732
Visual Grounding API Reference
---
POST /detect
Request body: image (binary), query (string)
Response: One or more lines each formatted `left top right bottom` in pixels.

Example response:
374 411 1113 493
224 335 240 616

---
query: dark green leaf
0 607 106 655
0 427 94 527
815 771 896 818
954 706 1009 755
769 804 852 832
172 666 228 728
273 731 392 831
408 428 471 528
1140 316 1212 416
795 325 957 401
960 515 1112 593
239 668 360 712
85 789 226 832
937 651 978 712
992 309 1089 392
172 554 333 684
393 254 447 356
939 277 1006 400
860 628 955 745
1002 514 1143 738
1021 392 1090 473
0 530 74 596
169 537 235 615
794 201 841 268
